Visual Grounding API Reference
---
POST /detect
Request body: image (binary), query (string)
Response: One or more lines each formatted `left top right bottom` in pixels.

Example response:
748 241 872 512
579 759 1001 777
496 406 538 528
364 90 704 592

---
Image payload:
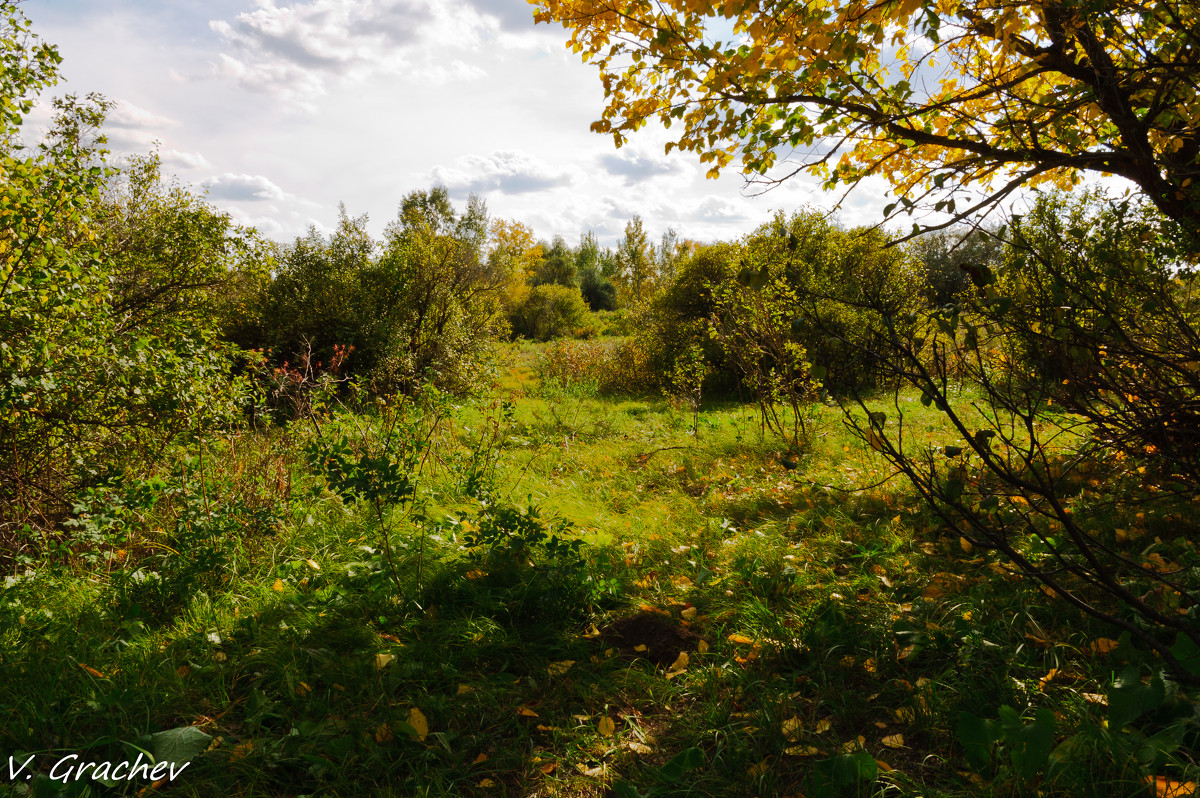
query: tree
532 235 578 287
618 215 654 301
0 21 251 539
534 0 1200 240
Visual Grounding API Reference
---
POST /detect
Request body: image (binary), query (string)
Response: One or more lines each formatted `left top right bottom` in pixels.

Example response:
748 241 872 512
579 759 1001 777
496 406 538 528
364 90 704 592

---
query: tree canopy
534 0 1200 239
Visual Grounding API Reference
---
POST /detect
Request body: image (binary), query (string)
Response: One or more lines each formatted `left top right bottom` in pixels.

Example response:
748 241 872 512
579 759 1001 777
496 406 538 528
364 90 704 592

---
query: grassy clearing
0 343 1194 798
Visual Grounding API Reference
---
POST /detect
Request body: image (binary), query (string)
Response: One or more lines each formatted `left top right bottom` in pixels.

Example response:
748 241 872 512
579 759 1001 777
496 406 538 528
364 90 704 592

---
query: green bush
0 55 253 543
510 284 591 341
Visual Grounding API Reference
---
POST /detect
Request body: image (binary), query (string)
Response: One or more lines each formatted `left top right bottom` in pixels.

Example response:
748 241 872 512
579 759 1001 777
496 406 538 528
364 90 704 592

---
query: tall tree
535 0 1200 241
618 215 654 301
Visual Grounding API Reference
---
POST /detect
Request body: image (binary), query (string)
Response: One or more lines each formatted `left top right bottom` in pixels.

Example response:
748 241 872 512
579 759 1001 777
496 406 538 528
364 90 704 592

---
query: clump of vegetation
6 2 1200 796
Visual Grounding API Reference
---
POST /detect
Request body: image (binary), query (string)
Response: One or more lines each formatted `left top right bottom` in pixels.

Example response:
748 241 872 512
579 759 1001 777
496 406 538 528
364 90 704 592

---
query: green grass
0 344 1195 797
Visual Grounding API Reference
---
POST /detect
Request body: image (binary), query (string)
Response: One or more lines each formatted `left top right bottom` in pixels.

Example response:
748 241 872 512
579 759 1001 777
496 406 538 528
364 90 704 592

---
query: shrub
511 284 591 341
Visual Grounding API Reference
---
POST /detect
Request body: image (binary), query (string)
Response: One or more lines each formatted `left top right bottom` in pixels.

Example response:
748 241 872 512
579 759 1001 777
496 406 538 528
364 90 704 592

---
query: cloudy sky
22 0 893 246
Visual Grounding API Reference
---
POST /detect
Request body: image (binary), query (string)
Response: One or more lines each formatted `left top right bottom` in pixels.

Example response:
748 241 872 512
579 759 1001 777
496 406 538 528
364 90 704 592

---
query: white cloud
162 149 214 170
600 150 685 185
205 172 289 202
209 0 497 106
430 150 578 196
106 101 179 130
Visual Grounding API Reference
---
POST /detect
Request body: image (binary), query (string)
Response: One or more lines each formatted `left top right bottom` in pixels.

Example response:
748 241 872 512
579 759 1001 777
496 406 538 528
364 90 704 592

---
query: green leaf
956 711 993 771
1108 667 1165 731
147 725 213 768
657 747 704 782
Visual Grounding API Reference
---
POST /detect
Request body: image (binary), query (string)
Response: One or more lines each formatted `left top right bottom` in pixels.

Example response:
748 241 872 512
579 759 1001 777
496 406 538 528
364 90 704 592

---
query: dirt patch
600 611 706 665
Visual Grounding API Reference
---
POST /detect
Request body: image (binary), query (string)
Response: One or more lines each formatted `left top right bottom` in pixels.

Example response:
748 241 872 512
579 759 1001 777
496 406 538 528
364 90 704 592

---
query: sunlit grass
0 351 1193 797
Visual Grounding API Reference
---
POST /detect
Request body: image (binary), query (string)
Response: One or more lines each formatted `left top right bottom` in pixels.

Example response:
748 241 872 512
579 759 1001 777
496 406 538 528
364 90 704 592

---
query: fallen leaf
624 741 653 755
697 639 710 654
547 660 576 676
840 735 866 753
1038 668 1058 691
305 558 321 571
784 745 822 757
576 764 604 777
1081 692 1108 706
175 665 190 678
374 723 393 743
517 706 539 718
782 716 803 741
540 762 557 774
815 719 832 734
959 536 974 553
876 759 894 771
296 681 311 696
681 606 698 620
634 644 648 652
894 707 915 723
536 724 559 732
667 651 689 673
882 734 905 748
598 716 616 736
728 633 755 645
1147 776 1198 798
1090 638 1120 655
748 759 770 777
271 578 284 592
374 653 395 670
478 778 496 787
473 753 487 764
407 708 429 741
457 684 474 695
229 741 254 762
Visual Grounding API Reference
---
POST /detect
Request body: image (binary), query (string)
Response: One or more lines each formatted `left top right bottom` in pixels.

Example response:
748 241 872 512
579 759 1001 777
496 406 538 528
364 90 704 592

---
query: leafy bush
510 284 591 341
0 62 253 544
835 191 1200 682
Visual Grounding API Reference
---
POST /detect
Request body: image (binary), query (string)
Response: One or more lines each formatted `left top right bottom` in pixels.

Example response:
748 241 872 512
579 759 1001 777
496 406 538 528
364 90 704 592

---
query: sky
20 0 896 246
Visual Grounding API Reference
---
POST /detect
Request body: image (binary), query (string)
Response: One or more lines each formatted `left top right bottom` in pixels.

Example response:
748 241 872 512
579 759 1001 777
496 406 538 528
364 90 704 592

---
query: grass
1 342 1196 797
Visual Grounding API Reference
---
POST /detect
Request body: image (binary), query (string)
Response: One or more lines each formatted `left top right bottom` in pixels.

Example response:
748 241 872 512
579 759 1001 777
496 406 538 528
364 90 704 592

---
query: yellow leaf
457 684 474 695
229 741 254 762
296 681 311 696
1090 638 1120 655
815 718 832 734
841 735 866 753
782 716 803 741
577 763 605 777
598 716 616 736
634 643 648 652
1038 668 1058 691
882 733 905 748
305 558 320 571
784 745 821 756
405 708 429 741
698 639 709 654
894 707 915 723
1147 776 1199 797
540 761 557 774
681 606 698 620
959 536 973 553
667 651 689 672
473 753 488 764
271 578 284 592
517 706 539 718
374 723 393 743
624 741 653 754
547 660 576 676
747 758 769 777
374 653 395 670
478 778 496 787
79 664 106 679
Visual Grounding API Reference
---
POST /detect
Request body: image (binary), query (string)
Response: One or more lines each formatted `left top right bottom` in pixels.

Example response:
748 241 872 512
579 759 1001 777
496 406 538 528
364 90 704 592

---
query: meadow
2 340 1194 798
